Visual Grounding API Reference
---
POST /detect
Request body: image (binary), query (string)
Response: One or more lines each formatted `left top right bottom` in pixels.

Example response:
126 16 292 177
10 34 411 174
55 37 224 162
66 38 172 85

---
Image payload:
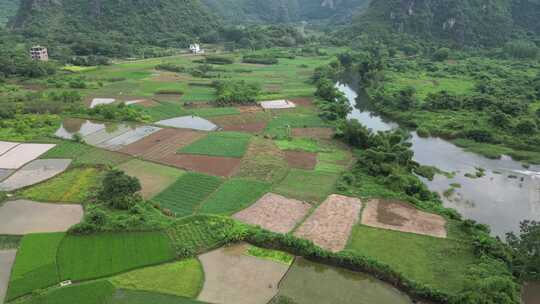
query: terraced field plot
117 159 185 199
7 233 65 301
274 169 340 203
291 127 334 139
283 151 317 170
54 118 107 140
233 193 311 233
166 215 240 255
179 132 252 158
294 194 362 252
119 128 204 157
0 141 18 155
160 154 242 177
82 124 134 146
152 173 222 216
111 290 210 304
197 243 289 304
235 137 288 183
277 258 412 304
96 126 162 151
42 141 131 166
156 116 218 131
19 167 105 203
0 169 13 182
0 159 72 191
110 259 203 298
0 250 16 304
200 178 270 215
0 143 56 169
16 280 116 304
57 232 175 281
361 199 447 238
0 200 83 235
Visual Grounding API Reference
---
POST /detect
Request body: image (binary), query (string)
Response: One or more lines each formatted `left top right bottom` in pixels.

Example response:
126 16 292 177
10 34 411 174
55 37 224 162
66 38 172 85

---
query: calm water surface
337 83 540 237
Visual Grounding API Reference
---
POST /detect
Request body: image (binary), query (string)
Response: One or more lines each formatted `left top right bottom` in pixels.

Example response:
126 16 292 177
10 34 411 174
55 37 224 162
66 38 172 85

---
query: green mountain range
345 0 540 47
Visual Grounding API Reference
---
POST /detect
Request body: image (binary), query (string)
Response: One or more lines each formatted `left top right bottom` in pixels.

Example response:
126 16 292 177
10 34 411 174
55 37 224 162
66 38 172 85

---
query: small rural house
189 43 204 54
30 45 49 61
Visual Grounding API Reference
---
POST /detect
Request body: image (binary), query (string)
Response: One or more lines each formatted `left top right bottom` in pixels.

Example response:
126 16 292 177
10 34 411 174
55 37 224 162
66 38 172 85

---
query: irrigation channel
338 83 540 304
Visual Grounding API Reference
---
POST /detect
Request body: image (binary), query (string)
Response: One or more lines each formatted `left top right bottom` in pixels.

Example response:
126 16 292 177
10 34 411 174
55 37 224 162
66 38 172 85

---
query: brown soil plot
197 243 289 304
233 193 311 233
294 194 362 252
211 113 269 134
291 128 334 140
157 154 241 177
283 151 317 170
361 199 448 238
0 200 83 235
289 97 314 107
119 128 204 157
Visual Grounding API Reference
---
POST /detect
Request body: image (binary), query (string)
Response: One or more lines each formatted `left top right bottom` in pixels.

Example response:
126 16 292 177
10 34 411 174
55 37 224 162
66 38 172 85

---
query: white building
189 43 204 54
30 45 49 61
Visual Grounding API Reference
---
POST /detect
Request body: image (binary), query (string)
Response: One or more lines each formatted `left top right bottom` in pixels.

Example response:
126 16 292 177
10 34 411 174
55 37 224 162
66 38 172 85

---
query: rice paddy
200 178 270 215
178 132 252 158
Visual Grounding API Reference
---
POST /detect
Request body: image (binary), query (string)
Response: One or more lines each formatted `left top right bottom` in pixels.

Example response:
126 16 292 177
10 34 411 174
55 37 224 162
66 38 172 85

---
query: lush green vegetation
235 137 290 184
245 245 294 265
152 172 223 216
17 281 116 304
19 167 104 203
347 225 476 294
200 178 270 214
42 141 130 166
179 132 251 158
57 232 175 281
274 169 339 202
507 220 540 281
109 290 209 304
7 233 65 300
109 259 203 297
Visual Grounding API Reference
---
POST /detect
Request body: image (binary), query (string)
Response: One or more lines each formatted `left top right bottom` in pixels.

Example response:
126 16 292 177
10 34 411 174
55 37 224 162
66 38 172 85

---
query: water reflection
337 83 540 236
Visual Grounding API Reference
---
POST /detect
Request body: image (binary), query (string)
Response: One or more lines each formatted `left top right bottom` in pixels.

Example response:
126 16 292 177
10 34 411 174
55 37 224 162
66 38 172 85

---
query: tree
433 47 450 61
515 118 537 135
335 119 372 149
98 170 141 210
507 221 540 280
395 86 416 110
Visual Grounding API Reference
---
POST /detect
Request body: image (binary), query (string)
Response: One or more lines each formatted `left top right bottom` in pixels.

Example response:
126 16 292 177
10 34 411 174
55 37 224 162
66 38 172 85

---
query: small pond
156 116 219 131
338 82 540 237
277 258 412 304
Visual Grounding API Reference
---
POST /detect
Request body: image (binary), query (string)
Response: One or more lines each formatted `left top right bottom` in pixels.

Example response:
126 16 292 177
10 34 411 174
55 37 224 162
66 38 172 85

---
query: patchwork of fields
0 48 486 304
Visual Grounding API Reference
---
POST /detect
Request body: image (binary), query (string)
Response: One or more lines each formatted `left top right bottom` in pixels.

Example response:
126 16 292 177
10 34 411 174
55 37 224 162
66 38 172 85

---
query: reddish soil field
291 127 334 140
233 193 311 233
237 106 262 113
211 113 269 134
361 199 447 238
119 128 204 157
289 97 314 107
157 154 241 177
294 194 362 252
283 151 317 170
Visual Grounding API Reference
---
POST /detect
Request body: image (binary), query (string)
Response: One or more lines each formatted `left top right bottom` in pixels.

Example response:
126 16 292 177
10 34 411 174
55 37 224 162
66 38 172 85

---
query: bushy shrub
98 170 142 210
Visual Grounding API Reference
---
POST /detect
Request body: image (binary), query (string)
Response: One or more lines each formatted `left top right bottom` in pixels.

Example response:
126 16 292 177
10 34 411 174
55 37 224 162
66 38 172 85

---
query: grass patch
265 113 329 138
109 259 203 298
117 159 185 199
110 290 209 304
190 107 240 117
236 137 289 184
57 232 174 281
245 245 294 265
0 235 21 250
17 280 115 304
315 150 350 173
166 215 243 256
178 132 251 158
274 169 339 203
274 138 326 153
42 141 130 167
200 178 271 215
346 225 477 294
19 167 104 203
7 233 65 300
134 101 189 121
152 172 222 216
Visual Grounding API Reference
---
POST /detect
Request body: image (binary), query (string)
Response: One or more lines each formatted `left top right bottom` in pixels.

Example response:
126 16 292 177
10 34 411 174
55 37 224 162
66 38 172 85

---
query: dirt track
361 199 447 238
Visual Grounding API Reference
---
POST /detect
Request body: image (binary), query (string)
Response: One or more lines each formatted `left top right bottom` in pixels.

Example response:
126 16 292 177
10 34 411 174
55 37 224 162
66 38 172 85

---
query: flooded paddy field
0 159 72 191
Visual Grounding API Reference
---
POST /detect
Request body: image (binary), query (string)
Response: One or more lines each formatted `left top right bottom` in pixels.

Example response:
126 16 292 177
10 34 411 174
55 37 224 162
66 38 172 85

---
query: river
337 83 540 237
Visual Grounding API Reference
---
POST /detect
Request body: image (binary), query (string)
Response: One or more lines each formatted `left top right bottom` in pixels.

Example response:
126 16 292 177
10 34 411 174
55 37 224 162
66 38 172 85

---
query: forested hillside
201 0 371 24
344 0 540 47
0 0 19 26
